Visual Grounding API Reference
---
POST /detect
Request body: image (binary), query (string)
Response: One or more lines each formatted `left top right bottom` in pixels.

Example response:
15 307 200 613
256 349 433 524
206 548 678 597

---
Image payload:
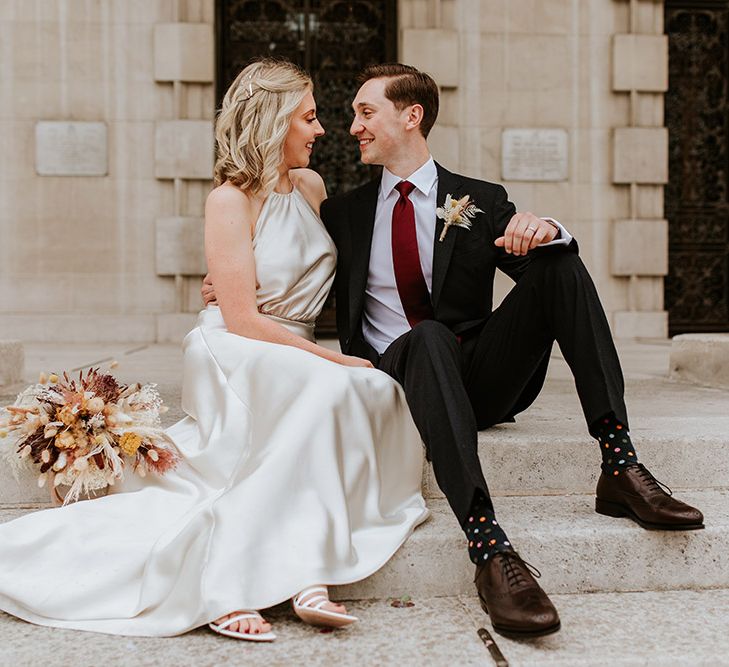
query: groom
318 64 704 639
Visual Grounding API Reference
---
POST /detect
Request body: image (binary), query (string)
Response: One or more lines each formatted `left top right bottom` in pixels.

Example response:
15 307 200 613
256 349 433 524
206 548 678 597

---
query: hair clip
242 74 255 102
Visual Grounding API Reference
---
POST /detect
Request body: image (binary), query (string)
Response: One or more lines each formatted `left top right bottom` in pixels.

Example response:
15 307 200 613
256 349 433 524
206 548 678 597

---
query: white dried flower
87 397 105 413
53 451 67 471
73 458 89 471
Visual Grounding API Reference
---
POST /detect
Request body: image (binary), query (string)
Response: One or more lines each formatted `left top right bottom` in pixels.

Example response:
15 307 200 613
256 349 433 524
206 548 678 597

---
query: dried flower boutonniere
436 194 483 242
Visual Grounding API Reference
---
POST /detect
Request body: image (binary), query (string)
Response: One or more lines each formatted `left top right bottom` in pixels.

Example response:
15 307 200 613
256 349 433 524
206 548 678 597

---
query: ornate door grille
215 0 397 333
665 1 729 334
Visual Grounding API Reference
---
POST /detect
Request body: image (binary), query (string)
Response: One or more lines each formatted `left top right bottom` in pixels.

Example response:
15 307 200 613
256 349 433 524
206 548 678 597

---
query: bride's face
282 90 325 169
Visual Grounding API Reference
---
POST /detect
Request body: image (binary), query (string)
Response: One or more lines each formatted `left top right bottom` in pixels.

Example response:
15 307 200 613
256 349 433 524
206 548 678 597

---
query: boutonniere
436 194 483 242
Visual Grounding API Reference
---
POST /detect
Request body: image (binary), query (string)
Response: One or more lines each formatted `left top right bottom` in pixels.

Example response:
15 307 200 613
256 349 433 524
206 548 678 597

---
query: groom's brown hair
357 63 439 138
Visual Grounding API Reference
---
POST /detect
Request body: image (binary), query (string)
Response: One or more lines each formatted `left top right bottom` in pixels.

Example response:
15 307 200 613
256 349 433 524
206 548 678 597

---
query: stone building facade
0 0 725 342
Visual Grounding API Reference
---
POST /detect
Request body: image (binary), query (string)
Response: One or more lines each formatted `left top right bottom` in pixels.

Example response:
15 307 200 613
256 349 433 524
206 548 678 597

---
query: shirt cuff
540 217 573 247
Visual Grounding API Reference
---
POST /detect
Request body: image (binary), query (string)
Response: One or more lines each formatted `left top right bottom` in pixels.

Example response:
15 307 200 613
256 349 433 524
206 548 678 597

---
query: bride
0 58 428 641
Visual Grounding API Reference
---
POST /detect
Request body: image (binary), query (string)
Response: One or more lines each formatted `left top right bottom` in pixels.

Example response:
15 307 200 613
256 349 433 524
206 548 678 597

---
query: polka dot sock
463 492 512 565
592 413 638 476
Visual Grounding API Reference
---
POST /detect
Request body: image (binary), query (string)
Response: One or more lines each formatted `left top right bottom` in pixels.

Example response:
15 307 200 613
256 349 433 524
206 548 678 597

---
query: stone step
3 422 725 506
423 416 729 498
0 340 23 386
422 373 729 498
333 489 729 600
4 421 725 507
3 489 727 600
670 333 729 389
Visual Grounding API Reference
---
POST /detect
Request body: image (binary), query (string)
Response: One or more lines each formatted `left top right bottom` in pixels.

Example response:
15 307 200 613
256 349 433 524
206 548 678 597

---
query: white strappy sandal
208 611 276 642
292 586 358 628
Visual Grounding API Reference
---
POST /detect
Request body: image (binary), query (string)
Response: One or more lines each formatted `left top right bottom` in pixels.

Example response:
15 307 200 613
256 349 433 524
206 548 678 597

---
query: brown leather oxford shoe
595 463 704 530
474 550 560 639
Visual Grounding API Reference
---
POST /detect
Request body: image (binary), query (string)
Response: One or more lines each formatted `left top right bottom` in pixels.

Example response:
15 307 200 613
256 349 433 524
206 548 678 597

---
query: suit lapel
348 178 380 334
431 163 464 310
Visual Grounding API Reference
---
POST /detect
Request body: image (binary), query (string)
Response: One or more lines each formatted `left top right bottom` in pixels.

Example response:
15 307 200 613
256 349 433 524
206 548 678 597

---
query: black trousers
376 252 628 525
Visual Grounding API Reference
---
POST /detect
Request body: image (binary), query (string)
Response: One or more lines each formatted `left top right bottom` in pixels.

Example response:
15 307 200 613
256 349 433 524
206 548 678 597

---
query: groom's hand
201 273 217 306
495 212 558 256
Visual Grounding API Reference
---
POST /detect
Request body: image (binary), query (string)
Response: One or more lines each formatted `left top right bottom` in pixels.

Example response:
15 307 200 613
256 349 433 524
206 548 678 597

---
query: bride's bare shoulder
290 169 326 206
206 182 251 213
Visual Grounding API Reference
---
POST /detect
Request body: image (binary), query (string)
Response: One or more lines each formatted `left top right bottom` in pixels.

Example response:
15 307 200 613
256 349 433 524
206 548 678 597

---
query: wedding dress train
0 187 428 636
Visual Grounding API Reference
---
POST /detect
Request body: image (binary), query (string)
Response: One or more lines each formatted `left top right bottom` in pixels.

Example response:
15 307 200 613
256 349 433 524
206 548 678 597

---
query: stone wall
0 0 669 341
0 0 214 342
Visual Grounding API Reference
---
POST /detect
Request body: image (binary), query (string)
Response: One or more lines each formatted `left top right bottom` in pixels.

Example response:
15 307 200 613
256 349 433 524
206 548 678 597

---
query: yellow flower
119 432 142 457
55 431 75 450
57 405 77 426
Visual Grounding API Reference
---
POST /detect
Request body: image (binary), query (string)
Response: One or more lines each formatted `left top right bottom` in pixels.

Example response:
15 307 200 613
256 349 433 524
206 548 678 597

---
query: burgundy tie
391 181 434 327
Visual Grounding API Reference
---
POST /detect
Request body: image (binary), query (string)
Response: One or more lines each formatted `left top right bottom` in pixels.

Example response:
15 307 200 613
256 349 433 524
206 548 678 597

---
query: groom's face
350 77 408 167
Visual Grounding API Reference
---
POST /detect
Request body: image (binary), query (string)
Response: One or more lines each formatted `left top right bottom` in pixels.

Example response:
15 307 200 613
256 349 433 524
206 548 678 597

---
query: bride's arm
205 185 372 368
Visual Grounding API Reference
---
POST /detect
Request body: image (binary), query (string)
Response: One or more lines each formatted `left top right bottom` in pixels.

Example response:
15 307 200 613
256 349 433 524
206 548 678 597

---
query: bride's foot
292 586 358 628
208 610 276 642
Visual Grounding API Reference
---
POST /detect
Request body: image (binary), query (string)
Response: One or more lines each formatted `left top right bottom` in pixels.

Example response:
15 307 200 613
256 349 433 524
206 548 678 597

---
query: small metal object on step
477 627 509 667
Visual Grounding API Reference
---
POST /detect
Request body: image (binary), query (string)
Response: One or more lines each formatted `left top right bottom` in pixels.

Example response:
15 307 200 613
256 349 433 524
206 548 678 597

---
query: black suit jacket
320 162 578 358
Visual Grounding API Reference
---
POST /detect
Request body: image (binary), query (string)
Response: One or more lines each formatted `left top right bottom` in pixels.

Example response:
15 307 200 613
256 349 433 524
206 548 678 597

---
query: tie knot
395 180 415 198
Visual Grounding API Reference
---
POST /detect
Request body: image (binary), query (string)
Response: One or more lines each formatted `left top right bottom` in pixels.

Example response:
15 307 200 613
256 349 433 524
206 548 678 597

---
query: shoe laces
498 550 541 588
631 463 673 496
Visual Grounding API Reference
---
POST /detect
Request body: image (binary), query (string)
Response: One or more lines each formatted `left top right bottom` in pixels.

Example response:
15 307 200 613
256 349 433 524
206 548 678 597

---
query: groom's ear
404 104 425 132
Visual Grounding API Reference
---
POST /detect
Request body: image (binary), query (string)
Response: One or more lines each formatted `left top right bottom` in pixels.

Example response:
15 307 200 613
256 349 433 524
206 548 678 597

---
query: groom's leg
466 250 703 532
377 320 493 524
465 251 627 431
379 321 560 638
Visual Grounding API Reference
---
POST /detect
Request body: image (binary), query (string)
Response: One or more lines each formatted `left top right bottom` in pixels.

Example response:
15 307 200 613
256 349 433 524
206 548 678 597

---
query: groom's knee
530 251 591 289
408 320 460 353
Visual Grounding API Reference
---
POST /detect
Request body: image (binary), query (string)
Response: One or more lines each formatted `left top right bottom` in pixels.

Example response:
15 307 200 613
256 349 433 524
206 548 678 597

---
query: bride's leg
212 611 272 635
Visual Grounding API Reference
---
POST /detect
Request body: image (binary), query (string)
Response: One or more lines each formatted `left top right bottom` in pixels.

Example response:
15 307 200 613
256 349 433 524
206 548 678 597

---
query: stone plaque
501 128 568 181
35 121 108 176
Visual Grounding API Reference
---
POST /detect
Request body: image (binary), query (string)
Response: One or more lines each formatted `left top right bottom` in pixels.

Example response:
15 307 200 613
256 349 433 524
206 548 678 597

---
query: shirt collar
380 156 437 201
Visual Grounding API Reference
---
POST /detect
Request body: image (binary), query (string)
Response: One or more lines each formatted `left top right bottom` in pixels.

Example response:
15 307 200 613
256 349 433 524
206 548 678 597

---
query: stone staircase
1 341 729 665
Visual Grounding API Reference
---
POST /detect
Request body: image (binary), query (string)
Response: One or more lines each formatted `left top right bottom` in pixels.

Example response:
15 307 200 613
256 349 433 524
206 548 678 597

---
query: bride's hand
336 354 374 369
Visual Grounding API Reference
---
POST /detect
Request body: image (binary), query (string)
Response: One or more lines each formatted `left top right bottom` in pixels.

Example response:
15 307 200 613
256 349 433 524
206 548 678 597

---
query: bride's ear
404 104 425 132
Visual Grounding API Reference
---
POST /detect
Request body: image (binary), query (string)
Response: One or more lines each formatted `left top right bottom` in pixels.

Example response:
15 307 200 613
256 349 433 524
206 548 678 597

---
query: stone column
400 0 461 170
610 0 669 337
153 1 215 342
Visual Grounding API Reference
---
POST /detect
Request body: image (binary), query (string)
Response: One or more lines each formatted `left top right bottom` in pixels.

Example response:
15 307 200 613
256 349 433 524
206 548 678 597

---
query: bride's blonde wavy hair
213 59 312 195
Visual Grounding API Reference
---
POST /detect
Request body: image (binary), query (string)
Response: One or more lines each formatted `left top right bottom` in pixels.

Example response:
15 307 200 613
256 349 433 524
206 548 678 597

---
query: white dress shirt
361 157 573 355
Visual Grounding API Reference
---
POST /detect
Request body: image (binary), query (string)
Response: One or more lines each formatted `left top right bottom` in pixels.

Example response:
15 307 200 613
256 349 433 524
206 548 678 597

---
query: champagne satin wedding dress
0 187 428 636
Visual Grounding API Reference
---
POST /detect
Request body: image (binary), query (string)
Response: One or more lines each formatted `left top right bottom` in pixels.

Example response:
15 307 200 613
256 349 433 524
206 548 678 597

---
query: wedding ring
527 226 537 232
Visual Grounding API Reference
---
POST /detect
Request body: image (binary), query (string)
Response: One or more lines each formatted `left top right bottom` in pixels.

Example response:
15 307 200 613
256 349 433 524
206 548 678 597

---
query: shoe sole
479 597 561 639
292 604 358 628
595 498 704 531
208 623 277 642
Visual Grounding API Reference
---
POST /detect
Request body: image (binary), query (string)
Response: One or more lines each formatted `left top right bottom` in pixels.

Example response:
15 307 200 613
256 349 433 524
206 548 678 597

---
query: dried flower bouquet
0 369 179 505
